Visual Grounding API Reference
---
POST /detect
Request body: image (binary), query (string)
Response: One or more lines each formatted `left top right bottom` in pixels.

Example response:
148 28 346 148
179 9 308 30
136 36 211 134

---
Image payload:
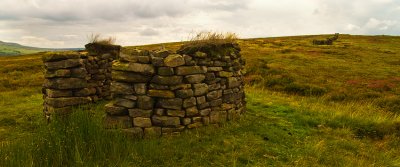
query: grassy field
0 34 399 166
0 41 48 56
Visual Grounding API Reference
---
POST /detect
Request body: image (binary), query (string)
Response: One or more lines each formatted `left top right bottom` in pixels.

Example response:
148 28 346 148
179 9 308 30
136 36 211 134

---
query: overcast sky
0 0 399 48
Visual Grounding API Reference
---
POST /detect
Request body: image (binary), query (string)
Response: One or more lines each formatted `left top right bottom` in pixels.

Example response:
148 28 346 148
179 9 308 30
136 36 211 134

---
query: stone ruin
312 33 339 45
42 42 246 138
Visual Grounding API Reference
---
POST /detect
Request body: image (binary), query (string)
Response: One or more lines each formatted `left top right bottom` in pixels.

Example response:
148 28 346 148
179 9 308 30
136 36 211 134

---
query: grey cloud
140 28 159 36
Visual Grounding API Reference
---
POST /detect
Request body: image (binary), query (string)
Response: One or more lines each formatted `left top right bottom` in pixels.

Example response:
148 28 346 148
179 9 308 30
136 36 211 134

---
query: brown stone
184 74 205 84
210 110 227 124
196 96 206 104
170 84 191 90
187 122 203 129
70 68 87 78
158 67 174 76
166 110 185 117
157 98 182 110
44 59 82 70
183 97 196 108
148 89 175 98
202 117 210 125
207 67 223 72
74 88 96 96
133 117 152 127
194 51 207 58
193 83 208 96
114 98 136 108
112 62 155 75
111 82 133 95
151 75 182 85
162 126 185 133
181 118 191 125
154 108 165 116
151 57 165 66
112 71 151 83
152 115 181 127
44 78 87 89
176 89 194 98
46 89 73 98
210 99 223 107
45 97 92 108
45 69 71 78
137 96 154 110
164 54 185 67
175 66 207 75
207 90 223 101
218 71 233 77
134 84 147 95
42 52 81 62
186 106 199 117
105 103 127 115
199 108 211 116
129 109 152 118
228 77 241 88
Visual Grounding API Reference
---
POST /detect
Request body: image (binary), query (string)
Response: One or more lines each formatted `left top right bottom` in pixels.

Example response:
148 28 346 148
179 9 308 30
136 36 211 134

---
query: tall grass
186 31 238 46
87 33 116 45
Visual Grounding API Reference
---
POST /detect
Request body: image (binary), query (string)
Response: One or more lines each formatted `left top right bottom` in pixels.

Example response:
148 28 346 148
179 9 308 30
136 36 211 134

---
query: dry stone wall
105 42 246 138
42 43 120 118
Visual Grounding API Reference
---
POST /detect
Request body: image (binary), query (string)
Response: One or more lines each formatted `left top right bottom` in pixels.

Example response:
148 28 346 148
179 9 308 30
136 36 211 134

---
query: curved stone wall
105 42 246 137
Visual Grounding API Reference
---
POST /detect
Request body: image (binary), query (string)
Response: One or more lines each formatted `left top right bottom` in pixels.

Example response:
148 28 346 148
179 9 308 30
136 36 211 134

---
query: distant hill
0 40 83 56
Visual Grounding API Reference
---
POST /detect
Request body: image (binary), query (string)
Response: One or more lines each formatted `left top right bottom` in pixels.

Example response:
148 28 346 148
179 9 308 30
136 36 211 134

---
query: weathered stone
198 102 210 109
144 127 162 138
42 52 81 62
183 97 196 108
184 74 205 84
111 82 133 95
218 71 233 77
44 78 87 89
158 67 174 76
170 84 191 90
157 98 182 110
105 103 127 115
148 89 175 98
187 121 203 129
133 117 152 127
183 55 195 65
112 62 155 75
120 52 150 63
208 83 221 91
45 59 82 70
186 106 199 117
45 69 71 78
151 57 165 66
199 108 211 116
207 67 223 72
207 90 223 101
193 83 208 96
149 84 169 90
181 118 191 125
205 73 216 82
129 109 152 117
121 127 143 139
164 54 185 67
210 99 223 107
114 98 136 108
70 68 87 78
104 115 132 129
74 88 96 96
228 77 241 88
176 66 206 75
112 71 151 83
45 97 92 108
213 61 227 67
176 89 194 98
166 110 185 117
137 96 154 110
192 117 202 123
151 75 182 85
154 108 165 116
194 51 207 58
196 96 206 104
153 49 171 58
134 84 147 95
152 115 181 127
221 103 235 110
210 110 227 124
46 89 73 98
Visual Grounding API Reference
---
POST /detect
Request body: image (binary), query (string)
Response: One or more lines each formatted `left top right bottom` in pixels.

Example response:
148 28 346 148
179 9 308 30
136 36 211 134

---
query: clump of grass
87 33 116 45
187 31 238 46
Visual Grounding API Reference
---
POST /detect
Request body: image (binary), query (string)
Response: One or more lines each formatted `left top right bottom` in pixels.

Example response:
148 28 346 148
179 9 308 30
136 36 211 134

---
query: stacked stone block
105 42 246 138
42 43 120 118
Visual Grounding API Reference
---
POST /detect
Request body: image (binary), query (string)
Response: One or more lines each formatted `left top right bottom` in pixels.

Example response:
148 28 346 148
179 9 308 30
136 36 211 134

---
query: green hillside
0 41 48 56
0 35 399 166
